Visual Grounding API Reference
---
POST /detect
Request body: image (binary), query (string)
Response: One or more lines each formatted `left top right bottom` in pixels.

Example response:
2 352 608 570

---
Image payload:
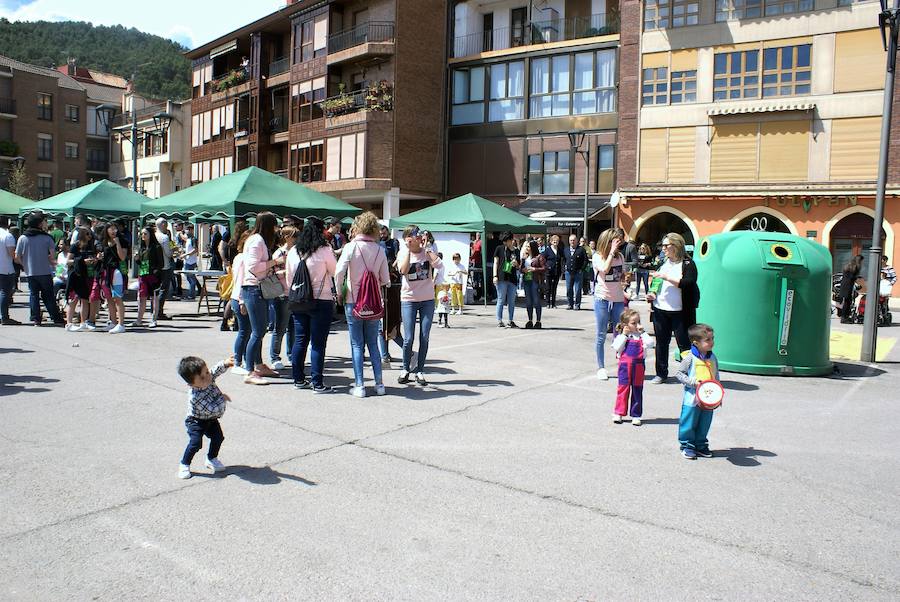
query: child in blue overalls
675 323 718 459
611 308 655 426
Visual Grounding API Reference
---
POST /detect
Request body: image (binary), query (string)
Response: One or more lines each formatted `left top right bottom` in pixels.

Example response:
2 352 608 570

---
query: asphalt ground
1 287 899 601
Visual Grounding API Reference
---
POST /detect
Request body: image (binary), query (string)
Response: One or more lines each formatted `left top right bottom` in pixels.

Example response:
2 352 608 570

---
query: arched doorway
829 212 887 273
730 212 792 234
633 211 696 252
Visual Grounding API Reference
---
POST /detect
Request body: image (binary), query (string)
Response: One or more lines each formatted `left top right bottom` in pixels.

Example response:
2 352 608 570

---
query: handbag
259 270 284 300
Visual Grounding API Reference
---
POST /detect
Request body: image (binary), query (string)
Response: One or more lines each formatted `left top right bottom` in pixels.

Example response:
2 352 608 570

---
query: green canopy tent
0 189 33 218
140 166 361 223
18 180 146 221
389 193 546 305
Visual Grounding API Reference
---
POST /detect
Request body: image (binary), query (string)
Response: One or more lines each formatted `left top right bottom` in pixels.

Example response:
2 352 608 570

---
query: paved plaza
1 291 899 600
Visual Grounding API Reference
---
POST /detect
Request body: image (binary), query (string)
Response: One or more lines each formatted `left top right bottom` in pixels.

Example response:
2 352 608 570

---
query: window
642 67 668 105
38 135 53 160
64 178 78 191
716 0 762 21
87 147 107 172
37 93 52 120
65 105 79 122
37 175 52 198
670 70 697 103
483 13 494 52
489 61 525 121
292 140 325 183
671 0 700 26
574 50 617 114
294 16 325 63
527 151 571 194
762 44 811 97
713 50 760 100
765 0 813 15
510 7 528 47
325 134 365 181
451 66 485 125
65 142 79 159
597 145 615 192
644 0 670 29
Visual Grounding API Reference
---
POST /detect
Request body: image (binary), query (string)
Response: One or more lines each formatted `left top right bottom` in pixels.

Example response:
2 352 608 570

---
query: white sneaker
105 322 116 332
613 414 623 423
205 457 225 472
148 320 158 329
375 384 386 396
597 368 609 380
178 464 191 479
632 417 642 426
272 360 285 371
83 322 96 331
109 324 126 334
231 366 250 376
351 385 366 398
66 323 83 332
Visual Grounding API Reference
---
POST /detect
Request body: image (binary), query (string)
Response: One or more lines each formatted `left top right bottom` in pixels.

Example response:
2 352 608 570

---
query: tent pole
482 228 488 307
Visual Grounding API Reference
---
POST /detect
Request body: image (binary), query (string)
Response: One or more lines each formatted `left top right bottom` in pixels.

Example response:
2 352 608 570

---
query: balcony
0 97 16 116
209 69 249 97
319 81 394 128
269 57 290 77
86 160 108 172
112 103 167 129
268 115 289 134
327 21 395 66
452 13 618 59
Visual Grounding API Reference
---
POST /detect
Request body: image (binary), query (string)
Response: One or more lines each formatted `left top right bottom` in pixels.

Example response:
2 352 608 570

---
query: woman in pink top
396 224 442 386
241 212 284 385
335 212 391 398
286 216 336 393
592 227 627 381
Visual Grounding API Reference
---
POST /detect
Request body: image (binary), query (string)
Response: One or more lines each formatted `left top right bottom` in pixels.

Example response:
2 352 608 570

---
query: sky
0 0 284 49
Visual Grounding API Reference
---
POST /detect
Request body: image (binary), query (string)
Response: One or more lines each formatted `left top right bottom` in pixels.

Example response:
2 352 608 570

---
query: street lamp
568 129 589 240
97 103 172 195
11 156 25 170
861 0 900 362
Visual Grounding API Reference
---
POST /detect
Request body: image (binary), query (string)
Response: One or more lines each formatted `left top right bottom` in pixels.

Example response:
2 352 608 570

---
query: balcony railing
452 13 618 59
318 81 394 118
235 118 250 138
268 115 288 134
111 103 167 129
0 97 16 115
328 21 395 54
269 57 290 77
274 169 289 178
210 68 249 94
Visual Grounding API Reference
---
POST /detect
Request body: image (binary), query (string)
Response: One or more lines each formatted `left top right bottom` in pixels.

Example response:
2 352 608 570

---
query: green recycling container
694 231 832 376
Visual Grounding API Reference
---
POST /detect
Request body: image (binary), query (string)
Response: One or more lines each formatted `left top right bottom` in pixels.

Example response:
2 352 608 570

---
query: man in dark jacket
561 234 587 310
541 234 563 308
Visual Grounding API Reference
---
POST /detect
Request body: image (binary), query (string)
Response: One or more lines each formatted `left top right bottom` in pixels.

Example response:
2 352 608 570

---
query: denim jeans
27 274 62 324
523 278 542 322
156 268 174 312
184 268 199 299
635 270 650 297
594 297 625 369
242 285 268 372
565 271 582 308
231 299 251 367
0 272 15 320
181 417 224 465
268 297 291 363
291 299 333 386
494 280 516 322
378 317 404 362
344 302 383 386
401 299 435 374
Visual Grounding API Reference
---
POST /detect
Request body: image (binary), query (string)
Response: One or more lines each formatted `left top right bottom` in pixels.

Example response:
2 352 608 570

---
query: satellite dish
529 211 557 219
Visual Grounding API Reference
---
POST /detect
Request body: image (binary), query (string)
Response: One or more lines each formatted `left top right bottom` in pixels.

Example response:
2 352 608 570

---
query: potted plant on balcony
216 69 248 92
365 80 393 112
320 84 357 117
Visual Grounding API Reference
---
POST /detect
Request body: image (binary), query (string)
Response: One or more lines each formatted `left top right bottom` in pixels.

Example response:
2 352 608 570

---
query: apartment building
0 55 92 198
447 0 621 234
108 95 192 198
186 0 447 217
616 0 899 276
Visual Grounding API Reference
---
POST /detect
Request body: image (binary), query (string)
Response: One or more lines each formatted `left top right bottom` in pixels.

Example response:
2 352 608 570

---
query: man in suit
561 234 587 310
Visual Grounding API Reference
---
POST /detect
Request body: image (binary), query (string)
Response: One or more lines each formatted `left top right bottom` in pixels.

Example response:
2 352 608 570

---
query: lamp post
97 102 172 195
861 0 900 363
568 129 589 240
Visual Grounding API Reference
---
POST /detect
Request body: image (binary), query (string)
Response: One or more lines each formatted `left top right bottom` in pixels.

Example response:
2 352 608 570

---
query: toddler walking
675 323 718 459
177 355 234 479
436 288 451 328
611 308 654 426
446 253 468 314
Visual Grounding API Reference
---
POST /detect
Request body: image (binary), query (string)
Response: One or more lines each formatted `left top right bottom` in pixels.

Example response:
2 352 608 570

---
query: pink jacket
286 245 336 301
334 236 391 304
242 233 269 286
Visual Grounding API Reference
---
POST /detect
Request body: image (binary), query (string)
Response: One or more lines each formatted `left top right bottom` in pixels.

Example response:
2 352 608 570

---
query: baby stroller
856 278 893 326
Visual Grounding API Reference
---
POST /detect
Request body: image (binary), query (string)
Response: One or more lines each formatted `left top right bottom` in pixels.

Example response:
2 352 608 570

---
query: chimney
67 57 76 76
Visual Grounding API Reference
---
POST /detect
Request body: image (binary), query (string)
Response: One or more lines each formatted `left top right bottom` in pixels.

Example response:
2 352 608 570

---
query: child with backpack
334 212 391 398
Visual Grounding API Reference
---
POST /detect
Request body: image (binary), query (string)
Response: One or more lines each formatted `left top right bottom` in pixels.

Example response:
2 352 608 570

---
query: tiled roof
0 54 85 91
80 81 124 104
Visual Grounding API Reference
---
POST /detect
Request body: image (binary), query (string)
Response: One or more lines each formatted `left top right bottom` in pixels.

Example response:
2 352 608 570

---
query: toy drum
695 380 724 410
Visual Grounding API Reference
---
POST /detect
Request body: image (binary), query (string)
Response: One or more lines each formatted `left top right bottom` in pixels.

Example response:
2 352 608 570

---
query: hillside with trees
0 19 191 100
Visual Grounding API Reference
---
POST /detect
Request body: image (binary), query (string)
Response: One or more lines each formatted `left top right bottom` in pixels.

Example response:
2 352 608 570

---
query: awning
516 196 611 222
707 101 815 116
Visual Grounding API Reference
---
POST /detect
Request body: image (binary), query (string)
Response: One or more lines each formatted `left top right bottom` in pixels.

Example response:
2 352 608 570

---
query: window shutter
326 137 340 181
759 120 809 182
670 50 697 72
666 127 695 183
314 16 328 52
340 134 356 179
639 128 667 183
834 29 884 93
710 123 758 182
355 132 366 178
830 117 880 181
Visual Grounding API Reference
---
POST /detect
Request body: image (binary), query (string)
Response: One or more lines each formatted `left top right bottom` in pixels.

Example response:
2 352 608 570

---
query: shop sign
764 195 857 213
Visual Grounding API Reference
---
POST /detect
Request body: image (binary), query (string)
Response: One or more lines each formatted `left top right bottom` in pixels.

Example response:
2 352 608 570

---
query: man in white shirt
0 216 20 325
155 218 175 319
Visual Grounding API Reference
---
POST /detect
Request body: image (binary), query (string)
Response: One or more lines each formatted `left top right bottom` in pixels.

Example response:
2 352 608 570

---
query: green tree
7 164 34 199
